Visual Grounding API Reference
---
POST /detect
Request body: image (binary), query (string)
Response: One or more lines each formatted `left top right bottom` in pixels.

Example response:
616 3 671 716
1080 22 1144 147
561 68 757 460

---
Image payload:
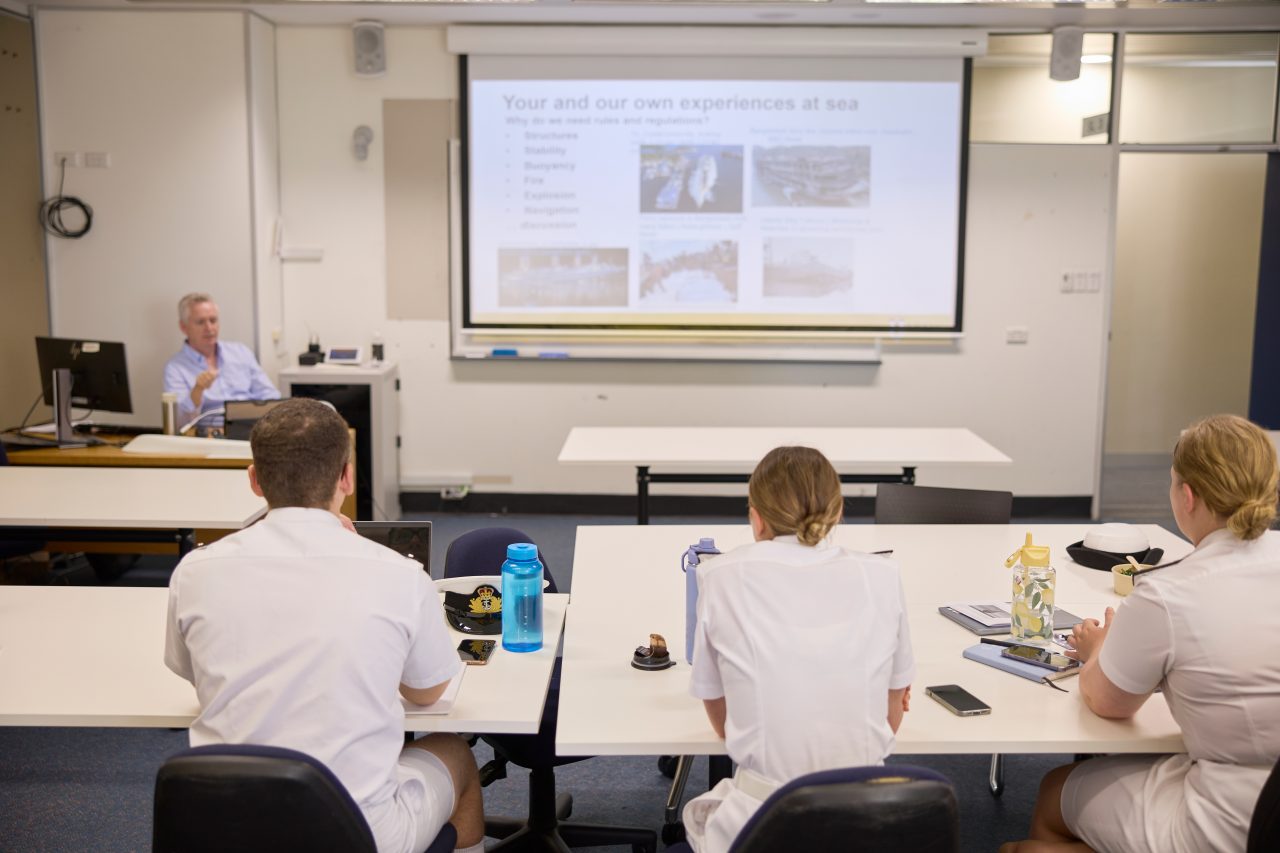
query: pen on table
871 549 894 555
980 638 1041 649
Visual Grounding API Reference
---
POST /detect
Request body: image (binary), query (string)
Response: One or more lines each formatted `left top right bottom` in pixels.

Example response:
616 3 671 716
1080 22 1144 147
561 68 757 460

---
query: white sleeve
1097 581 1174 696
402 573 463 689
689 572 725 701
889 573 916 690
163 577 194 682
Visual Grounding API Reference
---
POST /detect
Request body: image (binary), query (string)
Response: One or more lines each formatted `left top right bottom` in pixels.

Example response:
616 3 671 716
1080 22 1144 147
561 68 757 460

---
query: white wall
34 19 1114 499
274 26 1112 499
36 9 261 423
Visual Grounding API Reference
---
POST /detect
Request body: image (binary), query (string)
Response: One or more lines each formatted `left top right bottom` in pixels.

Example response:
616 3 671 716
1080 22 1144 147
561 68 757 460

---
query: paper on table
402 664 466 716
947 601 1013 628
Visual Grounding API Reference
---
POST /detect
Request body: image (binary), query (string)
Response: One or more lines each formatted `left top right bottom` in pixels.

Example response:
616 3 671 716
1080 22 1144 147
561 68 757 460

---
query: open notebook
401 664 466 716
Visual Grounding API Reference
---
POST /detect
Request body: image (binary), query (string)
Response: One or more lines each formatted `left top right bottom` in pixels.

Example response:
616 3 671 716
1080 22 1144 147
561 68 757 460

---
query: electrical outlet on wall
54 151 80 168
84 152 111 168
1005 326 1030 345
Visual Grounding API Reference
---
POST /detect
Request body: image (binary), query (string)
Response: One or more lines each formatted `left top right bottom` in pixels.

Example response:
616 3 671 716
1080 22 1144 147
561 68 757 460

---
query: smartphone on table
457 639 496 665
1001 645 1077 672
926 684 991 716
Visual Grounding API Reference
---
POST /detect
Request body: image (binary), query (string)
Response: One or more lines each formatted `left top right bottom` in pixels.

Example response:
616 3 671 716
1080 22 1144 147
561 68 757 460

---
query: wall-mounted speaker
1049 27 1084 82
353 21 386 78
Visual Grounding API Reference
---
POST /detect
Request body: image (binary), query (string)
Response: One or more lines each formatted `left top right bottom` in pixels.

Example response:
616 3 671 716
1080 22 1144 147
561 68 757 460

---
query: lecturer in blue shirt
163 292 278 428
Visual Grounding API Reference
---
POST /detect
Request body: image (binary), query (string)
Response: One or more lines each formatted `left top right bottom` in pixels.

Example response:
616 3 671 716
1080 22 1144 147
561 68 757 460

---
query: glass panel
971 34 1114 144
1120 33 1279 144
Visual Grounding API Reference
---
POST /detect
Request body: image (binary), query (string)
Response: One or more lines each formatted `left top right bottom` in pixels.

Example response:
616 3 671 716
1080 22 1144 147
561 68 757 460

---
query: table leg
988 753 1005 797
709 755 732 788
178 529 195 557
902 466 917 485
636 466 651 525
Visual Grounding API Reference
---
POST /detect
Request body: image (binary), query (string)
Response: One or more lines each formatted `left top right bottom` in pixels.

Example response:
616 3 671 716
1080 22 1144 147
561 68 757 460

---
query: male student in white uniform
164 398 485 853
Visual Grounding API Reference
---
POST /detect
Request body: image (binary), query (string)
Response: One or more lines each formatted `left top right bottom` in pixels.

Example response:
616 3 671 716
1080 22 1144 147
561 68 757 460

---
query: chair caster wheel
661 822 686 845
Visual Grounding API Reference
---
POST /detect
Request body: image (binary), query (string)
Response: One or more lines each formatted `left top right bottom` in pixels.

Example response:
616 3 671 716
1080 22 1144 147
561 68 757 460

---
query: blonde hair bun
1173 415 1279 542
1228 497 1279 541
749 447 842 545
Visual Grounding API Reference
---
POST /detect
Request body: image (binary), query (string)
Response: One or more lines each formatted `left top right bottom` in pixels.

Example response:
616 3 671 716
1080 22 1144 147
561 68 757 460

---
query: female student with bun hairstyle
1003 414 1280 853
683 446 915 853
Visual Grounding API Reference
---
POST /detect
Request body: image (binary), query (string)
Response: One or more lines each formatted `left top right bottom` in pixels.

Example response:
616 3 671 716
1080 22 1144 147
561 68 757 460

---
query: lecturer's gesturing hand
195 367 219 391
1067 606 1114 663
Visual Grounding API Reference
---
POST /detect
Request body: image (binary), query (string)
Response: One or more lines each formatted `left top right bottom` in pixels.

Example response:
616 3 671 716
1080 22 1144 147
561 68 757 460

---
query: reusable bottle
682 538 721 664
1006 533 1055 644
161 392 178 435
501 542 544 653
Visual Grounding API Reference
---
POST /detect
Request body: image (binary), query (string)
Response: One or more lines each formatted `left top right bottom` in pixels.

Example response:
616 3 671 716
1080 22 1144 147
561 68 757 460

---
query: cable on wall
40 156 93 239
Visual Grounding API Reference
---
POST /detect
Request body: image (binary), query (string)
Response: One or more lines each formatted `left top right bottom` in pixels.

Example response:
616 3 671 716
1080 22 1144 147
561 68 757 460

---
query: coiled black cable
40 157 93 239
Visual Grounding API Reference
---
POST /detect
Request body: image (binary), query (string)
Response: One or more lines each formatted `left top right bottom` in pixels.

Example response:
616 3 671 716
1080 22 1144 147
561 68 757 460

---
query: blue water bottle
501 543 544 653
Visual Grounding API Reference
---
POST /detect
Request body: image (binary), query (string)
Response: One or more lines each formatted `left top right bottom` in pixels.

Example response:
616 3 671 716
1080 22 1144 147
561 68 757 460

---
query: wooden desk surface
7 433 358 520
8 442 247 469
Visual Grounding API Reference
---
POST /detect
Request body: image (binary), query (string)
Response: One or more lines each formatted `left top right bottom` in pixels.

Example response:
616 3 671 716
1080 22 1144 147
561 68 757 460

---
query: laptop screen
354 521 431 573
223 399 287 441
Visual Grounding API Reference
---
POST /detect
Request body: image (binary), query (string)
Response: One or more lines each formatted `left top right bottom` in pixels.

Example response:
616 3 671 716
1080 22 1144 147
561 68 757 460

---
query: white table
558 427 1012 523
0 466 267 556
0 586 567 735
556 524 1192 758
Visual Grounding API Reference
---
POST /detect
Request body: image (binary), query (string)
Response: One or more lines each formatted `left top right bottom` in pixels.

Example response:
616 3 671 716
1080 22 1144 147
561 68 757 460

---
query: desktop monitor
34 336 132 446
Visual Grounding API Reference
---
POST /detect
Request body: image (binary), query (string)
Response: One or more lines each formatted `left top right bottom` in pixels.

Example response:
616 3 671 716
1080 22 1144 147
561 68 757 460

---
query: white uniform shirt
164 508 460 842
1098 527 1280 846
691 535 915 778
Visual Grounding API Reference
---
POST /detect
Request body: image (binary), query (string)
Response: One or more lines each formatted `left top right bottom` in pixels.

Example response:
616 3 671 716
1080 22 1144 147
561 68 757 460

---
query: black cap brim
1066 542 1165 572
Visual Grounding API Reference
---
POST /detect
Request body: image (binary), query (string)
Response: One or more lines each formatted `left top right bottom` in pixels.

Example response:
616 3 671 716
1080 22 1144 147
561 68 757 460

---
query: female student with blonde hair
683 446 916 853
1003 414 1280 853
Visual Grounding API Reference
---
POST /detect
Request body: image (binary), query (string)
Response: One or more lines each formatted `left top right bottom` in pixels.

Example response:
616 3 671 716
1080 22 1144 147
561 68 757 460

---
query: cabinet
279 362 400 520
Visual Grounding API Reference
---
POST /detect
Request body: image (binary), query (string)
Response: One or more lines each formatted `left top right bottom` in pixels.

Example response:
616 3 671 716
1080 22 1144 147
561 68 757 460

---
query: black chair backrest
153 744 377 853
443 526 559 593
730 766 959 853
1248 756 1280 852
874 483 1012 525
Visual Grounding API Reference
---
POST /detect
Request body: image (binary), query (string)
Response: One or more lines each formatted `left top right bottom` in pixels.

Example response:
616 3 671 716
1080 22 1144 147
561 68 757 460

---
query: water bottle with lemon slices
1006 533 1055 644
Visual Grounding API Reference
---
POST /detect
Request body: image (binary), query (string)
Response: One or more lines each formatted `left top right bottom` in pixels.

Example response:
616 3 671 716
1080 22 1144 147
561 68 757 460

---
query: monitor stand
52 368 88 448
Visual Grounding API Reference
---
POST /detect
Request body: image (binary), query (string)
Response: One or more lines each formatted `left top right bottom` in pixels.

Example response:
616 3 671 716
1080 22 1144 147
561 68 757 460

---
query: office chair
873 482 1013 525
153 744 456 853
874 482 1014 796
1248 756 1280 852
443 526 657 853
666 765 958 853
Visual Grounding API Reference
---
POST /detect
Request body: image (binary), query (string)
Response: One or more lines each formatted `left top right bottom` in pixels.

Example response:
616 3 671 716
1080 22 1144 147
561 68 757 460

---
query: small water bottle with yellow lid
1006 533 1055 644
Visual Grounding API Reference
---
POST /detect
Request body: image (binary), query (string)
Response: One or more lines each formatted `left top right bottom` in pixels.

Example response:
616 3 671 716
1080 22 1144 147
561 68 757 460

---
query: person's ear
748 506 772 540
247 464 265 498
339 461 355 496
1179 481 1197 516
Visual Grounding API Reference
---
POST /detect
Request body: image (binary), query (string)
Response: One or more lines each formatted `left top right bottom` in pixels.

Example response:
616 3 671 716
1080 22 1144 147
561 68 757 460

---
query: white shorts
367 746 457 853
1063 753 1265 853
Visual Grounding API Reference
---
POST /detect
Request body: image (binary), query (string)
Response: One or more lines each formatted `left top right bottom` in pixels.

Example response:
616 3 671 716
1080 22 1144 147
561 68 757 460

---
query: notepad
962 642 1079 684
402 664 466 716
939 605 1083 637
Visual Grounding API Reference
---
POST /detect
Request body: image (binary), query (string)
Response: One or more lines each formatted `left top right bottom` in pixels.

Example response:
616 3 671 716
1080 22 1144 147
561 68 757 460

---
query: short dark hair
250 398 350 509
